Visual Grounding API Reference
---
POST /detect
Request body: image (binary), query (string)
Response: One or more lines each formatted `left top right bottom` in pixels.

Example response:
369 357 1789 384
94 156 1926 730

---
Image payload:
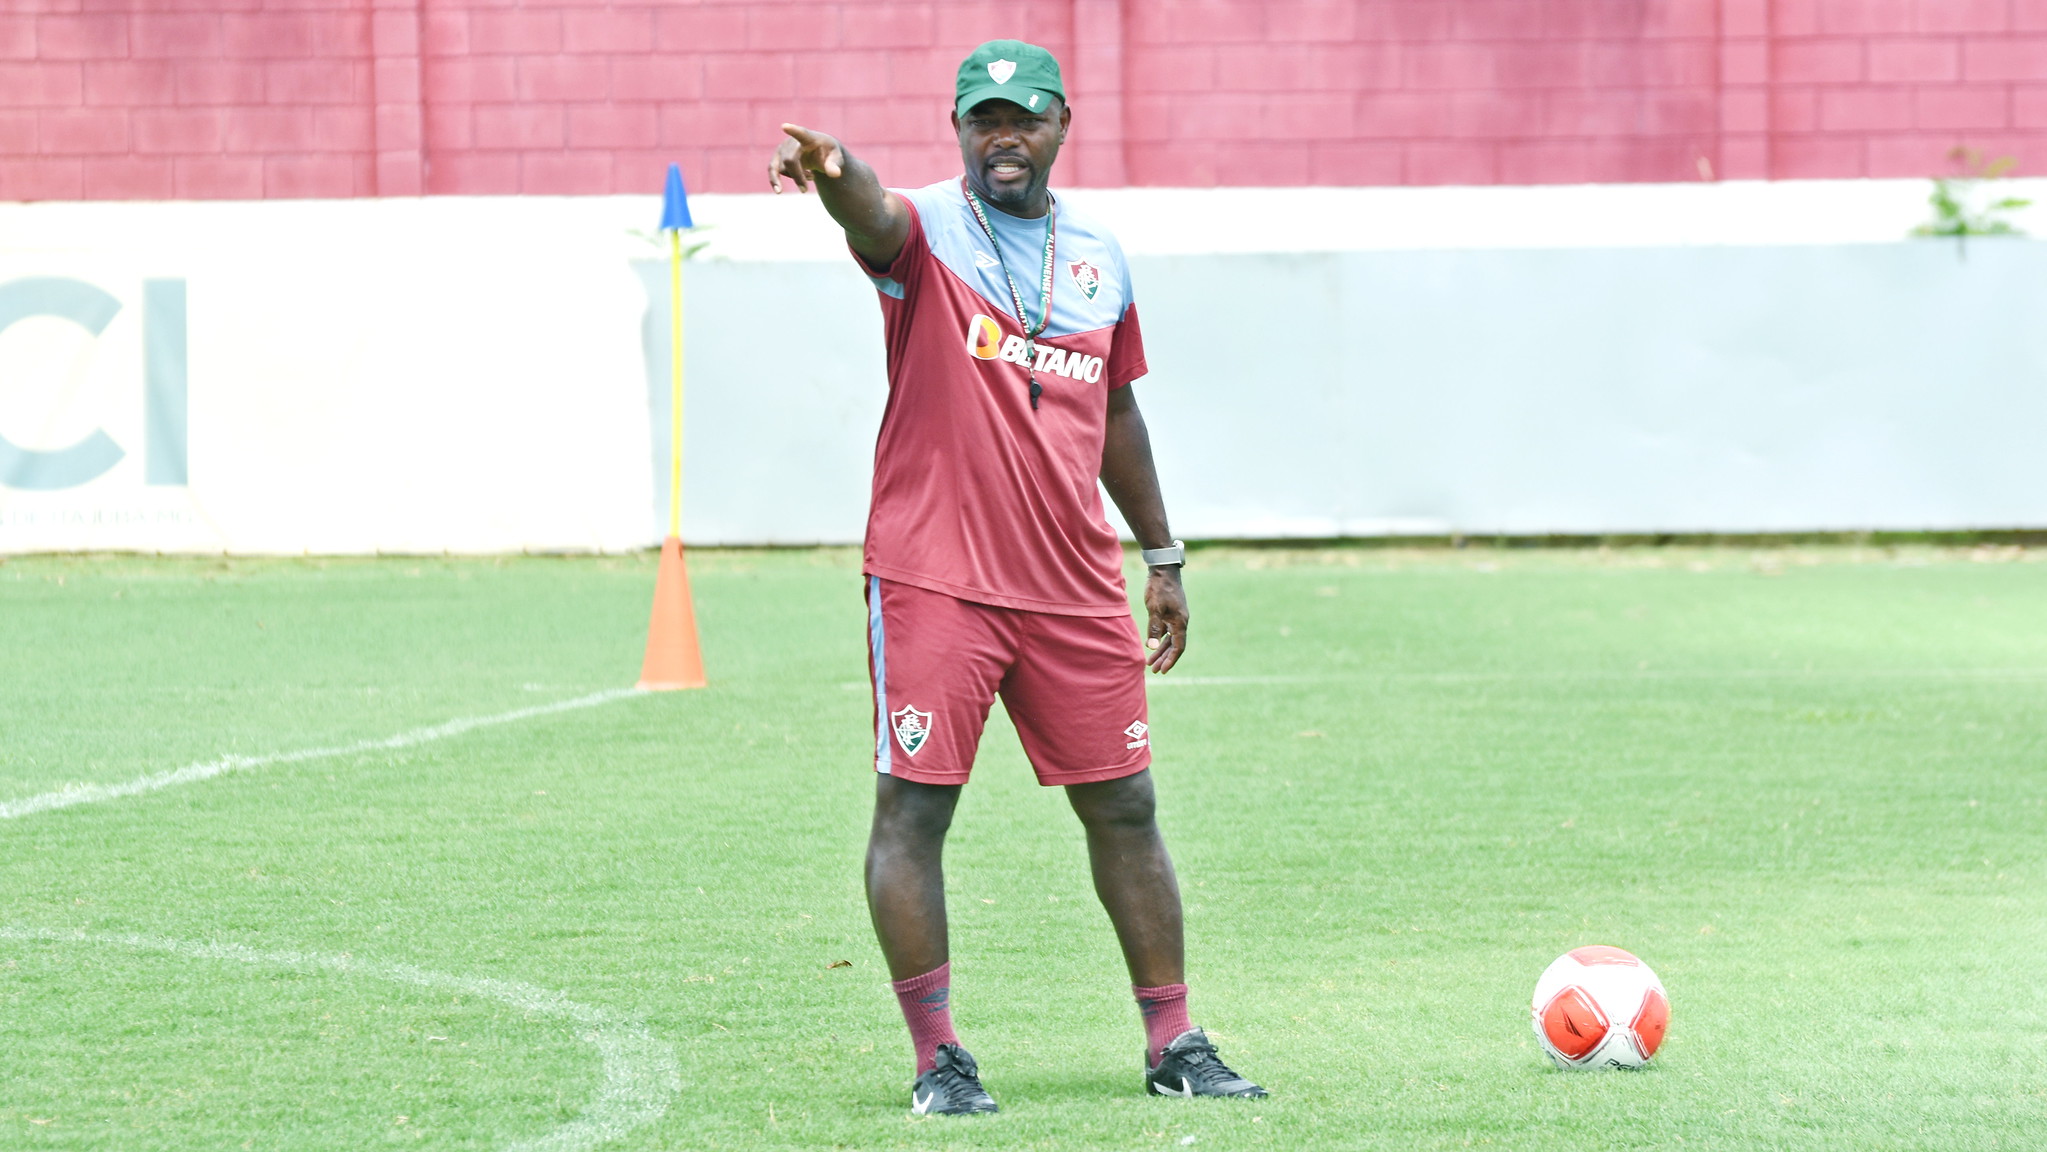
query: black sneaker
1146 1027 1267 1098
910 1043 999 1115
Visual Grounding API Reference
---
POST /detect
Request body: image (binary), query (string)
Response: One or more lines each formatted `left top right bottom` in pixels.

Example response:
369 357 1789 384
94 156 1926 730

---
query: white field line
0 926 680 1152
0 687 640 821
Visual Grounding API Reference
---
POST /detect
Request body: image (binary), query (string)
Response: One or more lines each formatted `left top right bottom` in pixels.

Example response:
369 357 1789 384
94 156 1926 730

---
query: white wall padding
652 241 2047 543
1126 240 2047 537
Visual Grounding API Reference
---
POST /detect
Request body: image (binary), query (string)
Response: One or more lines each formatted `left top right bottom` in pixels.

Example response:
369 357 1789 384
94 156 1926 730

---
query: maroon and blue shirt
852 178 1149 617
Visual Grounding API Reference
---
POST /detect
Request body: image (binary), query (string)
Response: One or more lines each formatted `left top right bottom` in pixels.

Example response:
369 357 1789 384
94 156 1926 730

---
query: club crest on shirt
1068 259 1102 300
892 705 933 756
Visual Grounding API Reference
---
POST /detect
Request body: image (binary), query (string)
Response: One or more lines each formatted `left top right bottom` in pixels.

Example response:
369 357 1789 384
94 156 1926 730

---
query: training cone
638 536 707 690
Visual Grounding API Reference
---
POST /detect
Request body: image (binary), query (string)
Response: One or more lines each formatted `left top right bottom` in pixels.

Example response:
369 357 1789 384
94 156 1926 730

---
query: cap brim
955 83 1061 118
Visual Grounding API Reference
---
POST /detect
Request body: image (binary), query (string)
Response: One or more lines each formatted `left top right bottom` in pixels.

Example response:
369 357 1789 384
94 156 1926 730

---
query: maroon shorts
865 576 1151 787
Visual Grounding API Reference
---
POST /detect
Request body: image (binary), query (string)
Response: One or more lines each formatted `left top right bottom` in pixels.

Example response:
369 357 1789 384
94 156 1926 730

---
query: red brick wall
4 0 2044 201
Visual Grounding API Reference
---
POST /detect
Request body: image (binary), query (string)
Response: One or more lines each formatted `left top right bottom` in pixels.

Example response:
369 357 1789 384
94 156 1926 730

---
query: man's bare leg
866 774 960 978
1070 768 1264 1096
868 774 1001 1110
1066 769 1185 986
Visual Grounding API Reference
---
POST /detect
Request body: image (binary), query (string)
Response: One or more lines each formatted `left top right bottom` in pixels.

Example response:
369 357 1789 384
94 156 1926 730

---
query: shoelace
933 1057 985 1095
1177 1044 1246 1086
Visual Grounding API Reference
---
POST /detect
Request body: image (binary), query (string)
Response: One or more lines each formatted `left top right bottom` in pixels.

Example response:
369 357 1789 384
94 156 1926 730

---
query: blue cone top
660 163 694 231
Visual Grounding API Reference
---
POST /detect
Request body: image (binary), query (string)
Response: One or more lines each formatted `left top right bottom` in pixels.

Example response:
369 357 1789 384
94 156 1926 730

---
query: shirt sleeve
1106 302 1148 388
1102 233 1147 388
849 192 927 299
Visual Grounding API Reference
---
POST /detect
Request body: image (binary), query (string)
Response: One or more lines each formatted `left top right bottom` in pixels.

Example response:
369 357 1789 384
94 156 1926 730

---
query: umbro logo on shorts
892 705 933 755
1124 720 1149 749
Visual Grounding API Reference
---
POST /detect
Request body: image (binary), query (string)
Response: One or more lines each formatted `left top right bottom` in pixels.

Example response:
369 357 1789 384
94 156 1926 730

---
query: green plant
1912 147 2030 241
628 224 714 258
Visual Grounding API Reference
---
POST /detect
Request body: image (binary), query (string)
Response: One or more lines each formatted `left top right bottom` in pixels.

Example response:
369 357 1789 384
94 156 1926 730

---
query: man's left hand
1143 566 1188 674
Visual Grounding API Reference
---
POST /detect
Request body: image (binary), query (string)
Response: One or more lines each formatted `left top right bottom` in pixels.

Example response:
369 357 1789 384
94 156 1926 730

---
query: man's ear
1058 101 1072 141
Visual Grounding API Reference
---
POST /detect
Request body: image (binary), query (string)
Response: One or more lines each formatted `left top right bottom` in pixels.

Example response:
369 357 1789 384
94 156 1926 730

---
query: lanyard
962 179 1057 410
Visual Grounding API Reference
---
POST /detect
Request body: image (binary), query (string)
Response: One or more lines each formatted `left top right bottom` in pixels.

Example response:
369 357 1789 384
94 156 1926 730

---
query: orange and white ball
1530 945 1670 1069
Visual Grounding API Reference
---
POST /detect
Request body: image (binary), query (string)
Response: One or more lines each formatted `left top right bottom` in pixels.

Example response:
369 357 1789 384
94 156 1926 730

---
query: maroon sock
892 962 960 1075
1134 983 1193 1066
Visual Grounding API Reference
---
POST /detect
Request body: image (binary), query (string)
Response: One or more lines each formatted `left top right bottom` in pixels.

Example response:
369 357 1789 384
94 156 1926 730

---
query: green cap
954 40 1065 119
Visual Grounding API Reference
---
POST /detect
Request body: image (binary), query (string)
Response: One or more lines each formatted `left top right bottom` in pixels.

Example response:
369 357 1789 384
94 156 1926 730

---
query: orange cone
637 535 707 690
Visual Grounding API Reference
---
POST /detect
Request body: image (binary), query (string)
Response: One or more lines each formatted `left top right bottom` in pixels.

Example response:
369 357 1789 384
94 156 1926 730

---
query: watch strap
1140 539 1185 567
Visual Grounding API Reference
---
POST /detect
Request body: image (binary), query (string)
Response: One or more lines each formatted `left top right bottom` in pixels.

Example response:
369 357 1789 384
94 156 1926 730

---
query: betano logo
966 313 1004 360
963 314 1105 384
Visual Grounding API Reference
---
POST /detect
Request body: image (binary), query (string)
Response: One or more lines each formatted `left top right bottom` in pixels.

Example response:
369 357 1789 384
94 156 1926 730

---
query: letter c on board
0 276 186 492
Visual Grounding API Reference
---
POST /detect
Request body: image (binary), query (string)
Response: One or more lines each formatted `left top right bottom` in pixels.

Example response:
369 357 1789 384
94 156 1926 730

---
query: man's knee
1068 770 1159 832
871 775 960 847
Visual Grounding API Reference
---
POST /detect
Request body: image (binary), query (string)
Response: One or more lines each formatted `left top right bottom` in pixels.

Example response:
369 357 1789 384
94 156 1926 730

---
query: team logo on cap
1068 259 1102 300
892 705 933 755
988 60 1017 84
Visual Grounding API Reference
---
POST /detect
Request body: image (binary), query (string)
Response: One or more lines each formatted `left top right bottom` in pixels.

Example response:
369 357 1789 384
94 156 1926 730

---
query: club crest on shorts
1124 720 1149 749
892 705 933 756
1068 259 1102 300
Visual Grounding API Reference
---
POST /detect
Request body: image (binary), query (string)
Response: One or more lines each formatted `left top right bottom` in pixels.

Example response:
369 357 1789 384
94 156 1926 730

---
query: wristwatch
1140 539 1185 568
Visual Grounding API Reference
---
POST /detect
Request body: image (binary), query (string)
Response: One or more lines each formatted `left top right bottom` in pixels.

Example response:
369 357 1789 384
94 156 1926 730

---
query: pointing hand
770 124 845 194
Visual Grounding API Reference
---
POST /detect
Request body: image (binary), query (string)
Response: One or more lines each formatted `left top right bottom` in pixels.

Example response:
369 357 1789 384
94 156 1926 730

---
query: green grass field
3 545 2043 1150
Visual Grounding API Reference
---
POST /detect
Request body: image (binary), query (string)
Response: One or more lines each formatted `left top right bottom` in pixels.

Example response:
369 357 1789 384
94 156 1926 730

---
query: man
767 39 1265 1116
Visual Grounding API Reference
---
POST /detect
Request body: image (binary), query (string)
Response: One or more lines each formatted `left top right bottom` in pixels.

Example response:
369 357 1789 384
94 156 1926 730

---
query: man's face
953 97 1070 214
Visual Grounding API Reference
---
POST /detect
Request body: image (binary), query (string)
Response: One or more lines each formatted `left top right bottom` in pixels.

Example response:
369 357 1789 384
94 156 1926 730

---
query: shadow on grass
988 1069 1192 1106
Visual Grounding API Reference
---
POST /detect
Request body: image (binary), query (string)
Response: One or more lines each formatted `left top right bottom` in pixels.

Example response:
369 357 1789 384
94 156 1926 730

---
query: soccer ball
1530 945 1670 1069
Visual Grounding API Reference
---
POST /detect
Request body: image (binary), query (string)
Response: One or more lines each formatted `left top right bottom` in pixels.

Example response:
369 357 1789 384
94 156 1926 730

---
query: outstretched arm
769 123 912 271
1100 384 1188 674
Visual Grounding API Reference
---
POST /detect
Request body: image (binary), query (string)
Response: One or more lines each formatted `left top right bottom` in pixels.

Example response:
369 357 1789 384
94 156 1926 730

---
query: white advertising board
4 181 2043 552
0 198 653 553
